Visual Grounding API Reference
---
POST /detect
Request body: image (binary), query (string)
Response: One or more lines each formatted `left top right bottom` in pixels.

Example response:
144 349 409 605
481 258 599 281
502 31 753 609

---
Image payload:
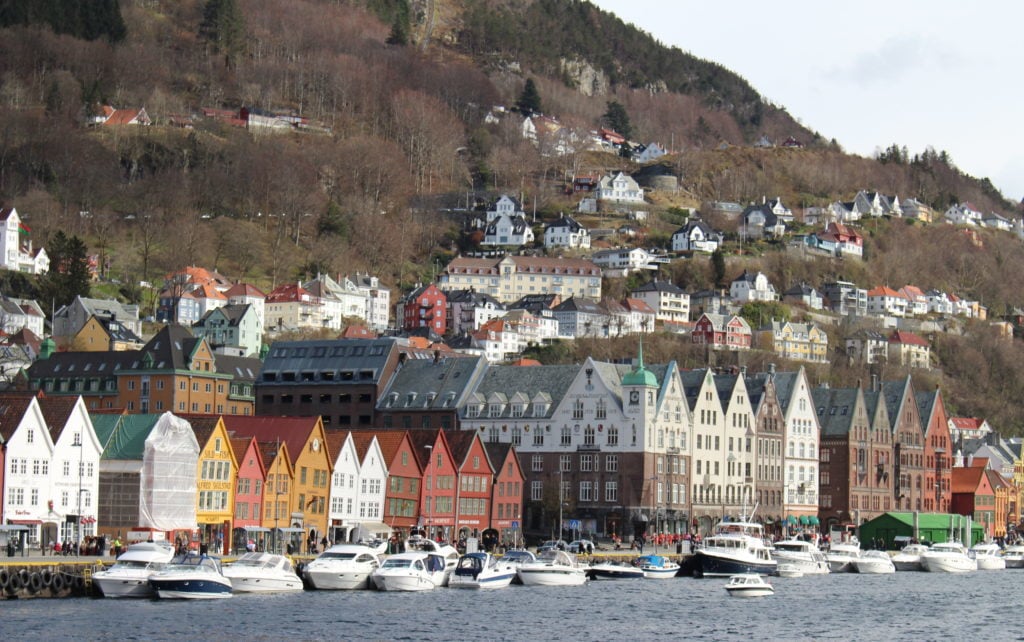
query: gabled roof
889 330 928 347
225 282 267 299
93 413 164 460
867 286 904 298
229 436 262 474
632 279 685 295
951 466 987 494
223 415 321 469
195 303 253 328
0 393 35 442
378 355 487 411
812 386 862 437
37 396 79 443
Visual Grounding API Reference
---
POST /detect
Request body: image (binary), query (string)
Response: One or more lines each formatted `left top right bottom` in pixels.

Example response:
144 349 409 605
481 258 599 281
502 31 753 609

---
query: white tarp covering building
139 412 199 530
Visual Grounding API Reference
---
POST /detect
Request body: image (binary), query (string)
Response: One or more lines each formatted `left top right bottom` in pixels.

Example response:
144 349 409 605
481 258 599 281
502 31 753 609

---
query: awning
354 522 392 535
785 515 798 525
240 526 270 532
276 527 306 534
7 519 42 525
808 516 820 526
799 515 810 525
0 525 30 531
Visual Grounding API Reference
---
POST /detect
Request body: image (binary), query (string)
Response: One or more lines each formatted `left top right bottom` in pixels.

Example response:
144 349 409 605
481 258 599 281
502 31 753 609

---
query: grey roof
674 219 719 238
545 214 585 232
812 386 862 437
553 296 605 314
508 294 560 314
447 290 504 308
194 303 253 328
378 355 487 411
467 364 581 420
741 203 779 226
772 371 800 414
259 338 398 385
632 279 685 295
783 282 819 297
485 214 531 236
881 377 912 432
847 329 886 341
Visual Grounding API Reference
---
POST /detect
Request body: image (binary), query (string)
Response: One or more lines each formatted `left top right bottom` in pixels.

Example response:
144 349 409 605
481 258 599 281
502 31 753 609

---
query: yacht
517 549 588 586
371 552 448 592
1001 544 1024 569
724 573 774 597
404 536 460 586
891 543 930 571
586 560 645 580
692 519 777 577
852 550 896 574
825 540 862 573
222 552 304 592
635 554 680 580
448 552 517 589
148 553 233 599
304 543 382 590
920 541 977 573
770 539 830 575
969 542 1006 571
497 549 536 584
93 541 175 598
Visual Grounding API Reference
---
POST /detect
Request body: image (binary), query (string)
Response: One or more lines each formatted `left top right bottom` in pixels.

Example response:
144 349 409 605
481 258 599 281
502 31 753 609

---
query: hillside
0 0 1023 430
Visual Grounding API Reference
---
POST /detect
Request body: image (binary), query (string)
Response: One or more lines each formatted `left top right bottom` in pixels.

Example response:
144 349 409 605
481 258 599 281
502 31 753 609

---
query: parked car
537 539 568 553
568 540 595 554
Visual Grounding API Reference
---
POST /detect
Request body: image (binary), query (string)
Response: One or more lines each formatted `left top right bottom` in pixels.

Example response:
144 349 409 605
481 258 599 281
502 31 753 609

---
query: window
559 454 571 472
579 481 592 502
605 454 618 472
573 399 584 419
561 425 572 446
580 454 593 472
530 481 543 501
606 425 618 446
605 481 618 503
584 425 595 446
531 454 543 472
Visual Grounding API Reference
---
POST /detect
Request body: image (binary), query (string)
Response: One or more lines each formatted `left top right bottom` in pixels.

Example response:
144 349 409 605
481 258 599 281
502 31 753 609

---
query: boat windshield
499 551 534 564
108 560 154 570
233 554 286 568
381 558 415 569
318 551 357 561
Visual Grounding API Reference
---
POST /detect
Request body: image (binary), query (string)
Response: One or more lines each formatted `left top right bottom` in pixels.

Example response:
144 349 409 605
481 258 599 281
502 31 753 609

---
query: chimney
871 374 879 392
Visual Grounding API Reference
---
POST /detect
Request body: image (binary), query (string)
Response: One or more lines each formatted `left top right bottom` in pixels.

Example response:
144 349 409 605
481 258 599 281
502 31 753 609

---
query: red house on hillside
397 283 447 335
951 463 996 538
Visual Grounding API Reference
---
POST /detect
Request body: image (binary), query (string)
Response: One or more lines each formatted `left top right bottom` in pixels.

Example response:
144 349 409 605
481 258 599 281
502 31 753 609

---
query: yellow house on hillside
756 320 829 363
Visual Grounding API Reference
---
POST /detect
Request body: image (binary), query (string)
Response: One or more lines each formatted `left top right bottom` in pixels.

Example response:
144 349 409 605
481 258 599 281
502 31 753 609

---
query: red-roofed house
265 282 325 332
472 318 520 362
485 442 525 546
622 297 656 334
93 105 152 126
887 330 931 369
229 436 266 552
899 285 929 316
809 222 863 258
409 430 457 541
951 465 995 538
447 431 494 541
691 313 752 350
867 286 908 317
947 417 993 441
986 469 1013 538
364 430 421 538
396 283 447 335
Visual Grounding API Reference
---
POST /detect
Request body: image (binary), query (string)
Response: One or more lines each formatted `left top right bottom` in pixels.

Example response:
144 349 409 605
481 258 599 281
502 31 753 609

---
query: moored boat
371 552 448 592
635 554 680 580
771 539 830 575
891 543 929 572
586 560 645 580
825 540 862 573
497 549 537 584
970 542 1006 571
92 541 175 598
148 553 233 599
852 550 896 574
725 573 774 597
920 541 976 573
448 552 517 589
517 549 588 586
1001 544 1024 568
222 552 304 592
303 543 382 590
404 536 460 586
692 519 777 577
776 564 803 578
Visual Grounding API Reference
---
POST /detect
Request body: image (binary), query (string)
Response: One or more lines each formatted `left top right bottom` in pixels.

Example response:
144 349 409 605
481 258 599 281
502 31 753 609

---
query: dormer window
488 403 503 417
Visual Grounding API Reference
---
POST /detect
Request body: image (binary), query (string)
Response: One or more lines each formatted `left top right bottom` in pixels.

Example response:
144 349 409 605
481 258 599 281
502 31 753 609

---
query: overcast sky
590 0 1024 204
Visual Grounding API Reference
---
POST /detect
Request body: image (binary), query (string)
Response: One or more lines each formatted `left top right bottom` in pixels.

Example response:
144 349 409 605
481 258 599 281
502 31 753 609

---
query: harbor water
1 570 1011 641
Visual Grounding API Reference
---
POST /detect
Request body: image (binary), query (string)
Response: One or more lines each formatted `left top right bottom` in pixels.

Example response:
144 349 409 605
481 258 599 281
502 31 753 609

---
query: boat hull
374 573 440 592
852 560 895 574
974 557 1006 571
517 568 588 586
587 564 644 580
891 558 922 572
93 575 157 598
726 586 774 598
641 565 679 579
305 570 374 590
226 576 304 593
694 551 777 578
1003 556 1024 569
920 556 976 573
448 571 516 589
149 578 233 599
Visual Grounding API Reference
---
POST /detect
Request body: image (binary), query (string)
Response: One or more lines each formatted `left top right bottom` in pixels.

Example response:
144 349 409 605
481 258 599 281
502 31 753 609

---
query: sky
590 0 1024 204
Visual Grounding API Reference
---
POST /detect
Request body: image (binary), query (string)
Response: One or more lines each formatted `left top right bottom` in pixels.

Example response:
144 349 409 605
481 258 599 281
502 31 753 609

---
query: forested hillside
0 0 1022 430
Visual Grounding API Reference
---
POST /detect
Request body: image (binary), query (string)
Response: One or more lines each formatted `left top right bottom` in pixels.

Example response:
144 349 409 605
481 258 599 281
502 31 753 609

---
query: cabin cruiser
497 549 536 584
93 541 176 598
770 539 830 575
891 543 930 571
586 560 645 580
692 519 777 577
725 573 774 597
920 541 977 573
148 553 233 599
825 540 862 573
222 552 304 592
1001 544 1024 568
635 554 680 579
304 544 382 590
852 550 896 574
776 565 803 578
517 549 588 586
371 552 448 592
448 552 517 589
404 536 460 586
969 542 1006 570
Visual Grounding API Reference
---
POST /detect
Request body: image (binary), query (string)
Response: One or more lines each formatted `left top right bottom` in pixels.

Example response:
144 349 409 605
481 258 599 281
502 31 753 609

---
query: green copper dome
622 341 657 387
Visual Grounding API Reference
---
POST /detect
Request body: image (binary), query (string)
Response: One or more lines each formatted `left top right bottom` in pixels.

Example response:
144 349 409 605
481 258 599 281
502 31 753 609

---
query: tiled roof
0 393 35 442
222 416 320 468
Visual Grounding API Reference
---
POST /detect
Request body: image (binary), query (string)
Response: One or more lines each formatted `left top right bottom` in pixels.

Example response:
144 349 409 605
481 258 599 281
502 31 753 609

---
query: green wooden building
857 512 984 549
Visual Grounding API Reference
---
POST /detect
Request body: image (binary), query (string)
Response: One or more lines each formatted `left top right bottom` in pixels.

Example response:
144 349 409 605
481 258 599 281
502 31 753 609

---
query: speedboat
304 544 382 590
93 541 175 598
852 550 895 574
891 543 930 571
517 549 588 586
920 541 977 573
404 536 460 586
725 573 774 597
371 552 448 591
776 564 803 578
448 552 517 589
635 554 680 579
222 552 304 592
497 549 537 584
970 542 1006 570
771 539 830 575
692 519 777 577
1001 544 1024 568
587 560 645 580
825 540 862 573
148 553 233 599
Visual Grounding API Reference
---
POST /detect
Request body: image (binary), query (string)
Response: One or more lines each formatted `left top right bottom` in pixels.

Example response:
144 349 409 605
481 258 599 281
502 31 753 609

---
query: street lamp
425 445 433 541
649 475 659 553
558 464 564 542
73 433 83 557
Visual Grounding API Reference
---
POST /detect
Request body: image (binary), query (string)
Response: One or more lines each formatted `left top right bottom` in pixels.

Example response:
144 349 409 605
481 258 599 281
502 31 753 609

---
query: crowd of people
42 535 122 557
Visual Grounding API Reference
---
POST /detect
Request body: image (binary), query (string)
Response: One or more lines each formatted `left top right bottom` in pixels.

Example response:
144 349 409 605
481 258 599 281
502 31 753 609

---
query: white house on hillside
544 214 591 249
0 208 49 275
482 195 534 247
594 172 644 205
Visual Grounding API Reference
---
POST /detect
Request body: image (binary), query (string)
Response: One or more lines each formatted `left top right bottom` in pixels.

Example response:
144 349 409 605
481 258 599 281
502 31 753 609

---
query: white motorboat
448 552 517 589
1001 544 1024 568
771 539 830 575
371 552 448 592
970 542 1006 571
303 544 382 590
825 540 862 573
587 560 645 580
222 552 304 592
920 541 977 573
852 550 896 574
404 536 460 586
93 542 176 598
692 519 777 577
725 573 774 597
776 564 803 578
517 549 588 586
148 553 233 599
635 554 680 580
891 543 930 571
497 549 536 584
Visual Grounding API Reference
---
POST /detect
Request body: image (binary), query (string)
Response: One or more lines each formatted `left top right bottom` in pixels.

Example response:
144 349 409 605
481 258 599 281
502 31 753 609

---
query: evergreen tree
199 0 247 69
516 78 542 115
38 231 92 311
710 249 726 288
603 101 632 139
386 16 409 46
